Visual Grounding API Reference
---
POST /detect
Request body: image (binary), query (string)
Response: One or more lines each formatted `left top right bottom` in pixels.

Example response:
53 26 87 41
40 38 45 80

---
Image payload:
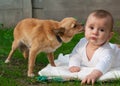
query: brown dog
5 17 83 77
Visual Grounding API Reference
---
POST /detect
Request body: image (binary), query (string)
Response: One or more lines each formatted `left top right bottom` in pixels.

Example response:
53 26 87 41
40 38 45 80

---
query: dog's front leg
28 48 38 77
47 53 56 66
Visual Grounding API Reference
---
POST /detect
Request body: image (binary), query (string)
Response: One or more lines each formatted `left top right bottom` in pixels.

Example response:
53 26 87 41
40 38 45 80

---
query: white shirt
69 38 117 74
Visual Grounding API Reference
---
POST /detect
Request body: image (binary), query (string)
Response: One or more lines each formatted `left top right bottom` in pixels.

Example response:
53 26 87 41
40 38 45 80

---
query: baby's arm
69 54 81 73
69 38 86 73
69 66 80 72
81 69 102 85
69 48 81 73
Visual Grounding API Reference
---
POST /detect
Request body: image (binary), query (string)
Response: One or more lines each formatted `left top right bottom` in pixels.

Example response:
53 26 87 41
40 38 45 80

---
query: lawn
0 28 120 86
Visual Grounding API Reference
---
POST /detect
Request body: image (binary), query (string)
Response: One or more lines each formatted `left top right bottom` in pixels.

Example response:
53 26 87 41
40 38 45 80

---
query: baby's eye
90 26 94 30
100 29 104 32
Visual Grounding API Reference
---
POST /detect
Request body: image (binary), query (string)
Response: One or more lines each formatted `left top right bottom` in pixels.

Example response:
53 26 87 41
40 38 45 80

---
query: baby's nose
93 29 99 35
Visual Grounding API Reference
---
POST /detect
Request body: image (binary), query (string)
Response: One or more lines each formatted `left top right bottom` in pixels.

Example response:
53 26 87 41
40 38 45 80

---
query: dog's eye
74 24 77 28
72 24 77 28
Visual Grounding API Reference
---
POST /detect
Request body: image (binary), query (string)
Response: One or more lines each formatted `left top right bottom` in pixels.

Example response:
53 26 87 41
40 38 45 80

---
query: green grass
0 28 120 86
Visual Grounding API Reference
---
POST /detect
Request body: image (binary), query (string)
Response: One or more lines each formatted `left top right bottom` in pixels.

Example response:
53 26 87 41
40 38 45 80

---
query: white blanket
38 53 120 81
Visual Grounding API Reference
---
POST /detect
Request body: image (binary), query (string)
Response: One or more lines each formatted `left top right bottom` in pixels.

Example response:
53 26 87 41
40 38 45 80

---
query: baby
69 10 116 85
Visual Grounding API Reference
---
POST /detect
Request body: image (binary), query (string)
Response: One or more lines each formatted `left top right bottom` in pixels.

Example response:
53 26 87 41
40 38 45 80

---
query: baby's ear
108 32 114 41
53 27 65 36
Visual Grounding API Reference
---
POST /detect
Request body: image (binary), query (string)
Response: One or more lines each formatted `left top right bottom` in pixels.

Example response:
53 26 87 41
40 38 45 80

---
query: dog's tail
18 42 29 59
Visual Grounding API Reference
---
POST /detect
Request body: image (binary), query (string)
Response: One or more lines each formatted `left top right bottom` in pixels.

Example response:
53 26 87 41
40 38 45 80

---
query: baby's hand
69 66 80 72
81 69 102 85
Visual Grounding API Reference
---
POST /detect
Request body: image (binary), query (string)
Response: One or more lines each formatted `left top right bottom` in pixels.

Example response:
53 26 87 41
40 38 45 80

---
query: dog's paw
5 59 10 63
28 73 35 77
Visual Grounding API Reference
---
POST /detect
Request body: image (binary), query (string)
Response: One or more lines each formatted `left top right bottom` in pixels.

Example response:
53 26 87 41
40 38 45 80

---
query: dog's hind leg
5 40 19 63
27 47 39 77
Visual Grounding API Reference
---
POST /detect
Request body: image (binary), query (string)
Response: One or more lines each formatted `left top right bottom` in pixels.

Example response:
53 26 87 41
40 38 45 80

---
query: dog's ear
53 27 65 36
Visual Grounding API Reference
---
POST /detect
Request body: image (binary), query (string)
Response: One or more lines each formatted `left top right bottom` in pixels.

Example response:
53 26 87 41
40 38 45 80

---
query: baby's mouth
91 37 97 40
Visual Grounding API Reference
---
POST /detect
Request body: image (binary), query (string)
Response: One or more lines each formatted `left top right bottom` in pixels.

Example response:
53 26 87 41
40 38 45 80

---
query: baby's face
85 14 112 46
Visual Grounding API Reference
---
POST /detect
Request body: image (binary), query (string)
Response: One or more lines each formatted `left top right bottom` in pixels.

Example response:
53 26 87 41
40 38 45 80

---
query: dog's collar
56 35 62 43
